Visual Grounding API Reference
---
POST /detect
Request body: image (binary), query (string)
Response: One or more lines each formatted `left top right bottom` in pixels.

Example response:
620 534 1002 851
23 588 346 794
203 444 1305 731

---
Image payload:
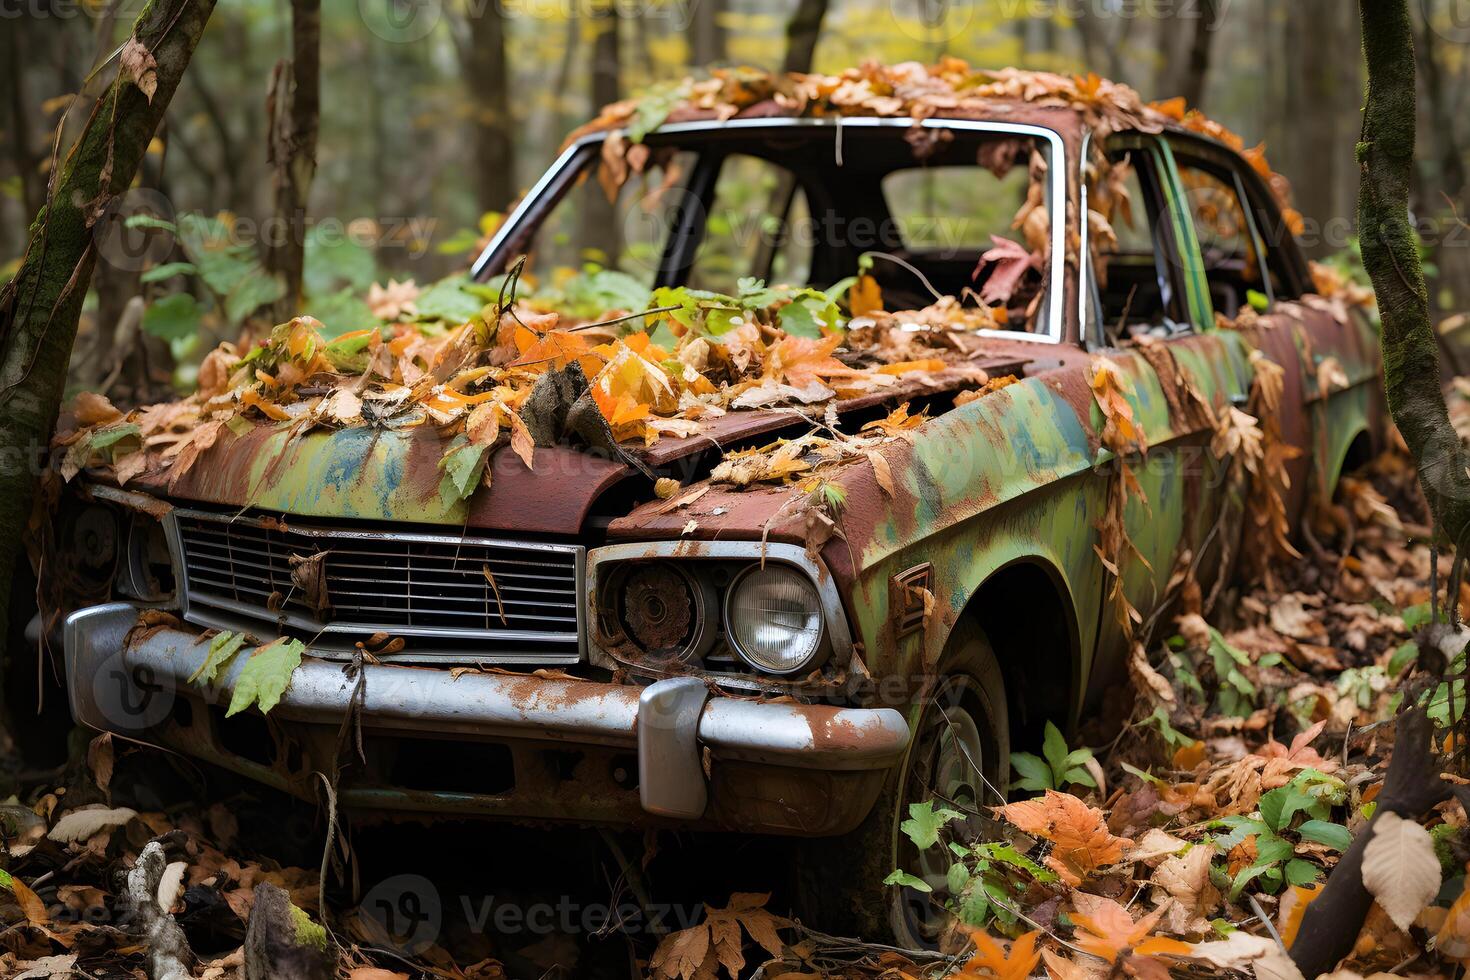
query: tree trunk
1284 0 1360 259
685 0 727 67
1413 5 1470 325
0 0 216 699
5 18 47 221
579 0 622 265
782 0 828 74
1178 0 1218 108
1355 0 1470 558
264 0 320 323
457 0 516 213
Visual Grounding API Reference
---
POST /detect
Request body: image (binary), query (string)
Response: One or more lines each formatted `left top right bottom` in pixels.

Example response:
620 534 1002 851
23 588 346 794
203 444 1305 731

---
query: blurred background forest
4 0 1470 396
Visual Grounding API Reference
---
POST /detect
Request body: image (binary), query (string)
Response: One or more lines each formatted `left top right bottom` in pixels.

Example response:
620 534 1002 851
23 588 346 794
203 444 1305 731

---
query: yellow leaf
508 411 535 469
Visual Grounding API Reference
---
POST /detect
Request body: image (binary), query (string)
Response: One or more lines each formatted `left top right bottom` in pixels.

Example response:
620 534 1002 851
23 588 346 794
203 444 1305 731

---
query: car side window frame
1086 133 1196 348
1163 132 1312 302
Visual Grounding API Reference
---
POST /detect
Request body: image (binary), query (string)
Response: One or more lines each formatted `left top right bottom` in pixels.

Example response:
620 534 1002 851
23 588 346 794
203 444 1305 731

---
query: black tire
793 623 1009 948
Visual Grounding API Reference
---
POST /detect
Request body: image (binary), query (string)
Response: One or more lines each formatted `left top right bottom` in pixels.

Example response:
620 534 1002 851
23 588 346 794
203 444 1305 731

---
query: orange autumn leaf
72 391 123 426
1040 948 1092 980
239 387 292 421
850 274 884 316
1438 881 1470 961
1149 96 1187 121
876 358 947 376
764 333 847 389
1071 899 1190 979
995 790 1129 885
1172 740 1206 771
511 326 598 375
959 930 1040 980
861 402 927 437
1278 883 1323 949
1090 357 1146 455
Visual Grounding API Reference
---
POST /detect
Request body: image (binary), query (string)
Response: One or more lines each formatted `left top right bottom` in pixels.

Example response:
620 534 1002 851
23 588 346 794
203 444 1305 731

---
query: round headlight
725 565 825 675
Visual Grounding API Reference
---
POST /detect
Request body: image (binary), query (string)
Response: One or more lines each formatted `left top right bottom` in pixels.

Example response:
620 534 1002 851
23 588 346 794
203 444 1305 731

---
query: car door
1167 136 1383 536
1081 135 1255 700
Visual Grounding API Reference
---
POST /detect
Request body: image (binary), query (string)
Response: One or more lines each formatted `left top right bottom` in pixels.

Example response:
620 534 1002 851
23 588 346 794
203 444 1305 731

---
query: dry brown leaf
1361 811 1440 932
648 893 789 980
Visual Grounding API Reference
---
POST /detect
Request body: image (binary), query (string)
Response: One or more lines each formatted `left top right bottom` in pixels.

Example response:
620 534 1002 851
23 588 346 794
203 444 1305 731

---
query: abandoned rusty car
58 68 1383 944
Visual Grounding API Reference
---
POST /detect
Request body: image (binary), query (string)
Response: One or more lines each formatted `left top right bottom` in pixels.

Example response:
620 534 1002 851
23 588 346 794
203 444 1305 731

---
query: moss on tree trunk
1357 0 1470 547
0 0 217 723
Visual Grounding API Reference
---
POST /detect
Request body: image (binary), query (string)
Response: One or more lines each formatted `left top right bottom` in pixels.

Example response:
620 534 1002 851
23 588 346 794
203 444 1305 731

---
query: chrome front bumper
66 603 909 830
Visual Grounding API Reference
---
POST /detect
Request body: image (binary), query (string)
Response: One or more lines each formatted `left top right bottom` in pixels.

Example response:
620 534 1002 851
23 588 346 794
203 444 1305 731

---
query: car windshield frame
470 116 1069 346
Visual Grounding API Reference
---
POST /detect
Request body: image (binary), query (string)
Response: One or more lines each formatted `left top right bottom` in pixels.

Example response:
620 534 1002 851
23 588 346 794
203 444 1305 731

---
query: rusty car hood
124 422 636 535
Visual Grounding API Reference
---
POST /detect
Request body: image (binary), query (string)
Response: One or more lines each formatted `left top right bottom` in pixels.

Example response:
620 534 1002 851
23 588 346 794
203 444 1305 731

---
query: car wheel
793 623 1009 948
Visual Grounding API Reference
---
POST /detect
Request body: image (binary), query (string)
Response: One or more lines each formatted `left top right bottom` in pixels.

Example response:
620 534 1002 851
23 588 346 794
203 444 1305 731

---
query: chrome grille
172 509 583 662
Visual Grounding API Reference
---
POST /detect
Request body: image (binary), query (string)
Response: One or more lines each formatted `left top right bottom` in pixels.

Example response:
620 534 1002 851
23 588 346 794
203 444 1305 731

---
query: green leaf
304 225 376 297
900 800 963 850
554 266 651 321
1402 602 1433 630
437 435 489 512
143 292 203 342
415 274 485 324
1042 720 1069 771
1229 862 1274 900
1121 761 1163 786
1247 289 1270 312
90 423 140 453
124 213 179 234
1253 834 1295 866
0 869 13 889
140 261 197 283
435 227 484 256
224 271 286 326
627 81 687 143
883 870 931 892
188 631 247 685
309 288 378 341
1212 816 1269 851
974 842 1059 882
957 887 990 926
1388 641 1419 676
1296 820 1352 852
1284 859 1321 886
1009 752 1054 792
946 862 970 897
225 637 305 717
1060 766 1097 789
1258 785 1316 833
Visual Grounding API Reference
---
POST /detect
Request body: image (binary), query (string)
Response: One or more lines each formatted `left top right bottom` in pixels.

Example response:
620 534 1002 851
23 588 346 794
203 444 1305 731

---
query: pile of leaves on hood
51 277 1004 512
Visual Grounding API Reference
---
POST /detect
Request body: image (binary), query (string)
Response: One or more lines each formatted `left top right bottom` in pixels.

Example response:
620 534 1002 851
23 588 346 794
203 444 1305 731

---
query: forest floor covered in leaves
2 438 1466 979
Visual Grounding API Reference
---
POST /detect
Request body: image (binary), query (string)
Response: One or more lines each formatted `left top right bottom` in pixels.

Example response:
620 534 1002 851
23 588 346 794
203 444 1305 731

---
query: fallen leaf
119 37 158 102
47 806 138 843
1361 810 1440 932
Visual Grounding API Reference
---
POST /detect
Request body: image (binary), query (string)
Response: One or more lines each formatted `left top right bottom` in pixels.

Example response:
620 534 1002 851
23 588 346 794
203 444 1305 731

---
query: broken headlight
725 564 825 675
591 546 838 678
